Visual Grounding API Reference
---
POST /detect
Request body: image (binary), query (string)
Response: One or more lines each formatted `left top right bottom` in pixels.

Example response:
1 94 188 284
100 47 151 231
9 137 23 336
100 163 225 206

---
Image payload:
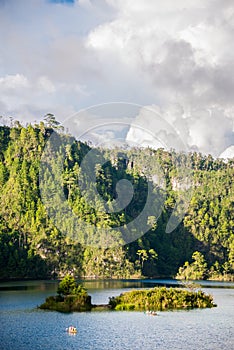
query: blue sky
49 0 74 4
0 0 233 157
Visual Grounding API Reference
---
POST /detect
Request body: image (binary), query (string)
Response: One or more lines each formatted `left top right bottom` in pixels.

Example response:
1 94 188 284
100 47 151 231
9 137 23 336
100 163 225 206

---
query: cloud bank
0 0 233 156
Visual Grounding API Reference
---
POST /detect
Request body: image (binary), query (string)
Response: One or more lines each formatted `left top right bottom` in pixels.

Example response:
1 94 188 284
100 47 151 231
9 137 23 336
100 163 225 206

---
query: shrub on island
39 275 92 312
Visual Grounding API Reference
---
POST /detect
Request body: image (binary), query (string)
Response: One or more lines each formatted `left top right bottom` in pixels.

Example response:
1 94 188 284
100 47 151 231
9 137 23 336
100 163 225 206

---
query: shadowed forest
0 118 233 281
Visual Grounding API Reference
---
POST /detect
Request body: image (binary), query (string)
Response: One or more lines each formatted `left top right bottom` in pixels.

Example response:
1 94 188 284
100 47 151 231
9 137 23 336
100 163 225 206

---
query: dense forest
0 118 233 281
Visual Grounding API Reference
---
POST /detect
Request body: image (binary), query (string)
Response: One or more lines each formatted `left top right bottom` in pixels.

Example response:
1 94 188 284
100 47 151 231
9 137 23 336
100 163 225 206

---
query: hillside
0 121 233 280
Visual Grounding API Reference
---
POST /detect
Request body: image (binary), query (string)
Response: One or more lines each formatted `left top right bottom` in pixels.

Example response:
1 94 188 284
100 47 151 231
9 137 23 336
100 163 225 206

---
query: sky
0 0 234 157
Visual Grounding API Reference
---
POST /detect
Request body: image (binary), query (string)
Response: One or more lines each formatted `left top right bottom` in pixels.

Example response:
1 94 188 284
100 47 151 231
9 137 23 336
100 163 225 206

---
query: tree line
0 119 233 280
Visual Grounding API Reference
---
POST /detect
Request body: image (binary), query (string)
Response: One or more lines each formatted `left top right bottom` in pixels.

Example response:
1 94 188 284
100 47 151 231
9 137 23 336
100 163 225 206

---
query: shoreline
0 275 233 283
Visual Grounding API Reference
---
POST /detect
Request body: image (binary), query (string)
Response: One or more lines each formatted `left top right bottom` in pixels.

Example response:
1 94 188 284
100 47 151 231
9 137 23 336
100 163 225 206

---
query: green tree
176 251 208 280
57 275 77 296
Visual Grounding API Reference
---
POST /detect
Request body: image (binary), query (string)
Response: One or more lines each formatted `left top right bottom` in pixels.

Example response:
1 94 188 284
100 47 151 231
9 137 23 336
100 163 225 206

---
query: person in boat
66 326 77 333
146 310 157 316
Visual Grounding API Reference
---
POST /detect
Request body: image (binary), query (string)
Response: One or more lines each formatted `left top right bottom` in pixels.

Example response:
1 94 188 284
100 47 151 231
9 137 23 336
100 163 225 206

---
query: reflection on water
0 280 58 292
0 279 233 350
1 278 233 292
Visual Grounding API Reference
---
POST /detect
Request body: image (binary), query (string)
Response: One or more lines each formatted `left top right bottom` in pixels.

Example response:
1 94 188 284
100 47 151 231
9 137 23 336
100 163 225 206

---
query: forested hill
0 122 233 281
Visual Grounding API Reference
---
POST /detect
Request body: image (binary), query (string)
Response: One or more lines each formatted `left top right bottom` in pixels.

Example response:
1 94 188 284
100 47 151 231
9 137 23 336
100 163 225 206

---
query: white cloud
37 76 56 93
219 145 234 159
0 74 29 91
0 0 233 156
126 104 234 157
187 108 233 156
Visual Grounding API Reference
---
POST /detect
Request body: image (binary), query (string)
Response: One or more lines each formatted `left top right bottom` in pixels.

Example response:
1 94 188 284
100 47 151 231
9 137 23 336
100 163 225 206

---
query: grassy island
108 287 216 311
39 275 216 313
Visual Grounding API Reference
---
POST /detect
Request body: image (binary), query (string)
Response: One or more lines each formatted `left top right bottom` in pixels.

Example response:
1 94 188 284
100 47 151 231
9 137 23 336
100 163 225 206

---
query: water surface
0 279 233 350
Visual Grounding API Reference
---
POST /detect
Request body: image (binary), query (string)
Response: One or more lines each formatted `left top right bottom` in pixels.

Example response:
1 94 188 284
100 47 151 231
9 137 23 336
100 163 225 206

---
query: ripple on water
0 281 233 350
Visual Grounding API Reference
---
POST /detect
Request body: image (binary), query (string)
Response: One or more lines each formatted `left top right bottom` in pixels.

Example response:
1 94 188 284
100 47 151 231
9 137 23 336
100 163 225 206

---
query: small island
39 275 216 312
39 275 92 312
108 286 215 311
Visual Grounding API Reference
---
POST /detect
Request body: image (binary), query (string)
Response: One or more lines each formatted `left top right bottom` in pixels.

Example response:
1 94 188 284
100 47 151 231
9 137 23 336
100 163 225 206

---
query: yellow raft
66 326 77 334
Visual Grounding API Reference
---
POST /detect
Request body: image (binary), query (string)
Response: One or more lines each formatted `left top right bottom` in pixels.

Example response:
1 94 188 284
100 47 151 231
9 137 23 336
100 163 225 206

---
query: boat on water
146 310 157 316
66 326 77 334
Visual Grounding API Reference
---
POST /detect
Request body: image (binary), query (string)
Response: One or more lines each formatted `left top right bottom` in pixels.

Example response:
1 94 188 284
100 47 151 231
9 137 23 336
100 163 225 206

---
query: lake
0 279 233 350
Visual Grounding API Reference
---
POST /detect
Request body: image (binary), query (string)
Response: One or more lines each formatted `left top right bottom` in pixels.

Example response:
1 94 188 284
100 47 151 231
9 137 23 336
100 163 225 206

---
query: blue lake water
0 279 233 350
